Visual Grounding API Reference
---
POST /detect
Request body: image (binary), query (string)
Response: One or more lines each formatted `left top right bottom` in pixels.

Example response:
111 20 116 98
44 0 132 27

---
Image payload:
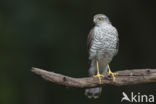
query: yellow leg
107 64 118 81
94 61 105 84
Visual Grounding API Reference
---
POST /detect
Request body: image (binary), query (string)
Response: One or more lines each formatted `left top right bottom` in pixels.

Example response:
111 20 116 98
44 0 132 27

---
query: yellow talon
94 61 105 84
107 64 118 81
94 73 104 84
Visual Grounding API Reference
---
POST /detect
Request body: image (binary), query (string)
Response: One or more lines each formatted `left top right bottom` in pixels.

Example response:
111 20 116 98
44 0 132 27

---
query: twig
31 67 156 88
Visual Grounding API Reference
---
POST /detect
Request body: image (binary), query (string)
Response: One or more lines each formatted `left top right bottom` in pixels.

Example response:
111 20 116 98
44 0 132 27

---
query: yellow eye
98 17 103 21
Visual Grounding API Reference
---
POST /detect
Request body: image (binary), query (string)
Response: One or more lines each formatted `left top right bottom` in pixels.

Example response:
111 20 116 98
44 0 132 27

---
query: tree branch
31 67 156 88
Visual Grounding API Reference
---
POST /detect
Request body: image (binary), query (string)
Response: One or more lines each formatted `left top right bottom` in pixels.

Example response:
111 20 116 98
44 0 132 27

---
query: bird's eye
98 17 103 21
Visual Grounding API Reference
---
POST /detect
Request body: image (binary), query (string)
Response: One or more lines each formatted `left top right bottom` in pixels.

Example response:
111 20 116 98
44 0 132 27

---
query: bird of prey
85 14 119 99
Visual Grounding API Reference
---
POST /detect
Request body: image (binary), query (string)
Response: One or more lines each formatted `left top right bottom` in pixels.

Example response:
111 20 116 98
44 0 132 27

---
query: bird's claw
107 71 118 81
94 73 105 84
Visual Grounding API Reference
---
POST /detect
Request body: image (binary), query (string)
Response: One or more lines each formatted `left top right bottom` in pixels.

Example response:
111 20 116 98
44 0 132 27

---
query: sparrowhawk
85 14 119 99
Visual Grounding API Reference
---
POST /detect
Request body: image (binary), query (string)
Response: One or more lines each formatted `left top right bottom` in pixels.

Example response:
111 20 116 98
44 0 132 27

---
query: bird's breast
92 26 117 50
89 25 118 60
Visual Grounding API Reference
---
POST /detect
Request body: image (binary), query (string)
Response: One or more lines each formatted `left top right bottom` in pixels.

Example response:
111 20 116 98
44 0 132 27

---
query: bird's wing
114 36 119 56
87 27 95 51
112 27 119 56
87 27 95 67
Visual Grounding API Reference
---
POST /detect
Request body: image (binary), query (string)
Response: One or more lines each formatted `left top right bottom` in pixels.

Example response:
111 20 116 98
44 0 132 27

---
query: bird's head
93 14 110 25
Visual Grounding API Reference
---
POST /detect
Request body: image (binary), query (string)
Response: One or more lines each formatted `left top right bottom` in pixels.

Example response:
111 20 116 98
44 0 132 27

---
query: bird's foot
107 70 118 81
107 64 118 81
94 73 105 84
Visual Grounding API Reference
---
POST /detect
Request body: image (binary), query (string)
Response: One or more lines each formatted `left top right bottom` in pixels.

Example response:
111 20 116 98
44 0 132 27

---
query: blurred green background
0 0 156 104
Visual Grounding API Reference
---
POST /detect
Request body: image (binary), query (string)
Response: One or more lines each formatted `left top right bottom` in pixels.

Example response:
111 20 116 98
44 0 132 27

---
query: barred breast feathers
93 24 118 48
88 23 119 59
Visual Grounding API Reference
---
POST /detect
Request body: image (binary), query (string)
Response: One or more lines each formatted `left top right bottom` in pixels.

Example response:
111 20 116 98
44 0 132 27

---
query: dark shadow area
0 0 156 104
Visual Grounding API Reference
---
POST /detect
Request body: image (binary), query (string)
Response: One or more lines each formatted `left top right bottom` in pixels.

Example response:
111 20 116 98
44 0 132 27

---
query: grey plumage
85 14 119 99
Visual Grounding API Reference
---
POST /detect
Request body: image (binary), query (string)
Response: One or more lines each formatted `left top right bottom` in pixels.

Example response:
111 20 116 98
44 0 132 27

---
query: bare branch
31 67 156 88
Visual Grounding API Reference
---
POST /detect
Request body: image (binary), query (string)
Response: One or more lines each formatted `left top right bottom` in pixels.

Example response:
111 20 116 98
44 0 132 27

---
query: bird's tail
84 62 108 99
85 87 102 99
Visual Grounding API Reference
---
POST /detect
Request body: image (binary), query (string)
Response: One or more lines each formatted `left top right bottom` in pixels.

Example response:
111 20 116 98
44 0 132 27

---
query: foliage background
0 0 156 104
